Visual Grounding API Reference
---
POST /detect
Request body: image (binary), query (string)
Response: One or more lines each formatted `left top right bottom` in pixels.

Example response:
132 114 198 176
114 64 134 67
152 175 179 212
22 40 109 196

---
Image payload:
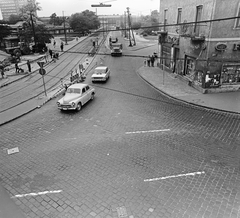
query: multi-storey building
159 0 240 93
0 0 35 20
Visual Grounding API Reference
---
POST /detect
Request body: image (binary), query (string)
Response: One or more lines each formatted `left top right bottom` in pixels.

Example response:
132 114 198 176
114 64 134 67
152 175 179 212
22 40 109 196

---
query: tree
19 24 53 44
18 1 53 45
49 13 63 26
8 14 22 24
69 10 100 35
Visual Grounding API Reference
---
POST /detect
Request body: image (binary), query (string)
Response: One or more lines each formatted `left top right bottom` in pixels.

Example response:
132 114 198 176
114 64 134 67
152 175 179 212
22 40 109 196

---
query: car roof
68 83 88 89
95 66 108 70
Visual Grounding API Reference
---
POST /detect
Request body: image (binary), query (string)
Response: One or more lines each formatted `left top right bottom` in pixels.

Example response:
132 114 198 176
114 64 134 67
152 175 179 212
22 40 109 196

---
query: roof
68 83 88 89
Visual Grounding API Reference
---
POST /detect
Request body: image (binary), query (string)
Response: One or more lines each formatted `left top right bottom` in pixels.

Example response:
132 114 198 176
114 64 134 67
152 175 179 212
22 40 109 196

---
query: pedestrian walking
143 59 147 67
60 42 64 52
15 62 19 73
0 65 5 79
27 60 31 73
49 49 53 59
147 55 151 67
53 40 56 48
150 55 155 67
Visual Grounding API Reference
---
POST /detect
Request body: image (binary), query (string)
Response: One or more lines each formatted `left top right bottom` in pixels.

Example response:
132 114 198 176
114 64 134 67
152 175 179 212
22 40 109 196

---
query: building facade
0 0 35 20
159 0 240 93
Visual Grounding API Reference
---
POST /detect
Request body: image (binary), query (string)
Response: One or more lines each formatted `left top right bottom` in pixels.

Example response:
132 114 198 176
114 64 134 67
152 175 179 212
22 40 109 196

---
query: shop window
205 72 220 88
221 65 240 84
185 58 195 76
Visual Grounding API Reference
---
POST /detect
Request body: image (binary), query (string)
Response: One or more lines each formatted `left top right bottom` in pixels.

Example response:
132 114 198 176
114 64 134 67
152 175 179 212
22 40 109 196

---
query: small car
57 83 95 111
91 66 110 83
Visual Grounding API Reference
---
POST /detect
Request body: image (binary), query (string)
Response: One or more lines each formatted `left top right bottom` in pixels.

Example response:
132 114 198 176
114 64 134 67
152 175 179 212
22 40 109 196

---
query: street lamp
62 11 68 45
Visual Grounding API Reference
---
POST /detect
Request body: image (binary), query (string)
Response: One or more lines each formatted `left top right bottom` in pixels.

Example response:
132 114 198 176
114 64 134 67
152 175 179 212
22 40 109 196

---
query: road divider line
126 129 170 134
11 190 62 198
144 171 205 182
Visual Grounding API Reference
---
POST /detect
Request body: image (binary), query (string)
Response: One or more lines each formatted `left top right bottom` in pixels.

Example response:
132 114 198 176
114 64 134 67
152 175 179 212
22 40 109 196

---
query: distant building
159 0 240 93
0 0 36 20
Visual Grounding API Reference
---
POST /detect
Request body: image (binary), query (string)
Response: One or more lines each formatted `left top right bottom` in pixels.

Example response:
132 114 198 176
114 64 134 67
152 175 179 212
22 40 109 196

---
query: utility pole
126 7 136 46
62 11 68 45
126 7 132 46
124 11 127 38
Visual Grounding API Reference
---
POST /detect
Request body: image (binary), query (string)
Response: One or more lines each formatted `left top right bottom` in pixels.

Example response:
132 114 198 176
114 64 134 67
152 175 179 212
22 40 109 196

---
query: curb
137 69 240 116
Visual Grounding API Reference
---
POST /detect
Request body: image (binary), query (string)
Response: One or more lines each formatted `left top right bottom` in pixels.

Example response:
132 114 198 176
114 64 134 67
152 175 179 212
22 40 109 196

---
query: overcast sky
37 0 159 17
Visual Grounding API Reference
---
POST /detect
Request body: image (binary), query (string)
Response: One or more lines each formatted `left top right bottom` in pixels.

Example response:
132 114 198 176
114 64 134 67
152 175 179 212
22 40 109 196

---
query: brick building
158 0 240 93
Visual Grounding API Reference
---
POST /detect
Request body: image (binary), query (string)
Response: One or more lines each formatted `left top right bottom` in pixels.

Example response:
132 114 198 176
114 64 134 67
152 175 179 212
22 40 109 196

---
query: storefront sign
215 43 227 51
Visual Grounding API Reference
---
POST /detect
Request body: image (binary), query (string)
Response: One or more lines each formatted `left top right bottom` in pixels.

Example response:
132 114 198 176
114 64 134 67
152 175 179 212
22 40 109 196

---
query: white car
91 66 110 82
57 83 95 111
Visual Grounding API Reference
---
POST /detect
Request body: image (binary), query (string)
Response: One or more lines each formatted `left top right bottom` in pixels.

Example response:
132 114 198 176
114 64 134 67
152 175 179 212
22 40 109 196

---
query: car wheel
91 93 94 100
76 102 82 111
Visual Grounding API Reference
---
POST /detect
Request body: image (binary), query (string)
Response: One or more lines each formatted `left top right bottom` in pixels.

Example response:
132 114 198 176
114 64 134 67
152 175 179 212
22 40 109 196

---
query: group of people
145 52 158 67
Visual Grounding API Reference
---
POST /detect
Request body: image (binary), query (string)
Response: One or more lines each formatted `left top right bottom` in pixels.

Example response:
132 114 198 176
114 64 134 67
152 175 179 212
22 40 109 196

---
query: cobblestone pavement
0 32 240 218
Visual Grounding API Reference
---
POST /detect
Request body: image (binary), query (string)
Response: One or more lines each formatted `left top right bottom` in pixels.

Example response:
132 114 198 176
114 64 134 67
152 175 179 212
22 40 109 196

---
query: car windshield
66 88 81 94
95 69 106 74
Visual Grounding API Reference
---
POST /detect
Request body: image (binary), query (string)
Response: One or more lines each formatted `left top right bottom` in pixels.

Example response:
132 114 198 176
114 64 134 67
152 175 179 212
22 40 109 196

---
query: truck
110 43 122 56
3 36 47 56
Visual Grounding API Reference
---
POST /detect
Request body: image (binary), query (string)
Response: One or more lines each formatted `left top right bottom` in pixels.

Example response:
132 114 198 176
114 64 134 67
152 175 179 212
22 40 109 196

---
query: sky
37 0 159 17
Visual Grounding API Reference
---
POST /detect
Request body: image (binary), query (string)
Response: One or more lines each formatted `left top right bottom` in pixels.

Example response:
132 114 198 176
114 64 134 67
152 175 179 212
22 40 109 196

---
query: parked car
57 83 95 111
91 66 110 83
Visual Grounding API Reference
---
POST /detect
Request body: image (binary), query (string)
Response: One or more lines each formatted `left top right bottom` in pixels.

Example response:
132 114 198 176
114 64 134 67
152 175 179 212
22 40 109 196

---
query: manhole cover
116 206 128 217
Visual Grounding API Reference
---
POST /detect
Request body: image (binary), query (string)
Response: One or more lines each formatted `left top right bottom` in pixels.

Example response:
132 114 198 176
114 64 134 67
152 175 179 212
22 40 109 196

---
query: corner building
159 0 240 93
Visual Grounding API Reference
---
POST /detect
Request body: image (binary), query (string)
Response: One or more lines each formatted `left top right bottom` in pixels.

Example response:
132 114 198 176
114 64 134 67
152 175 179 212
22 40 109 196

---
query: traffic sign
39 68 46 75
37 61 45 68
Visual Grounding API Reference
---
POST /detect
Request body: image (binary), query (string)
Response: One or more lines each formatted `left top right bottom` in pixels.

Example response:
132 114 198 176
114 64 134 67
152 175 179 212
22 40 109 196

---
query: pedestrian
150 55 155 67
0 65 5 79
147 55 151 67
49 49 53 59
143 59 147 67
60 42 64 52
27 60 31 73
53 40 56 48
15 62 19 73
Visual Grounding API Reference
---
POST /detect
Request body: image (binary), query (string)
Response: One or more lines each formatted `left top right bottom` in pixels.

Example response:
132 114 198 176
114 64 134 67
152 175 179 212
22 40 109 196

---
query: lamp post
62 11 68 45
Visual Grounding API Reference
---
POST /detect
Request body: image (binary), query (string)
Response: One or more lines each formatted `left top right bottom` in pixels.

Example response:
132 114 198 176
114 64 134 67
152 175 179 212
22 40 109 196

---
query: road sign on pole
39 68 46 75
37 61 45 68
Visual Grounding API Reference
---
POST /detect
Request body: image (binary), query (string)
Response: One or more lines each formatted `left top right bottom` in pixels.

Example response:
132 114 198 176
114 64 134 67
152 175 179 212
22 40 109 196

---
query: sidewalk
0 36 85 87
138 66 240 114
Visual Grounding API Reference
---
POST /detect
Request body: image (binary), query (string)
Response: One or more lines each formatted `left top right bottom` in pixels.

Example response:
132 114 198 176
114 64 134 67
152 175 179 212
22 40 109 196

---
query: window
235 4 240 28
164 9 168 31
82 88 86 93
177 8 182 24
86 86 89 91
194 5 203 35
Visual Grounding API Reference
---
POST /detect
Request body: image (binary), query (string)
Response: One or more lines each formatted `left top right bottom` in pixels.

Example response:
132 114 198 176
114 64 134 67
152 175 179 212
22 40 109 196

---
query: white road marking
126 129 170 134
11 190 62 198
144 171 205 182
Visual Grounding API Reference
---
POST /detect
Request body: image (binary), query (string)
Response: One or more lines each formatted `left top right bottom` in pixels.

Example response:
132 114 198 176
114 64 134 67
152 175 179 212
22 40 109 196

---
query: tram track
0 34 106 114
